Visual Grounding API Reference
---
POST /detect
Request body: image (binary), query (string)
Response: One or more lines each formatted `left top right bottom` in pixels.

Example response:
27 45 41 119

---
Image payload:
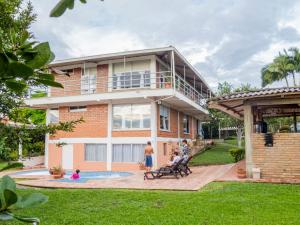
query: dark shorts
145 155 153 167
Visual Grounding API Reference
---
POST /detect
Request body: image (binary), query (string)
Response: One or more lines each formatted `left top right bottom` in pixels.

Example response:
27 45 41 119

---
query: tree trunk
236 127 243 148
292 72 296 87
285 76 289 87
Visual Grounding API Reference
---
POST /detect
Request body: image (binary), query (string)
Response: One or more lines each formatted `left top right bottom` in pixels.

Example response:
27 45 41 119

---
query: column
244 104 253 177
151 102 158 169
107 102 112 171
44 109 50 168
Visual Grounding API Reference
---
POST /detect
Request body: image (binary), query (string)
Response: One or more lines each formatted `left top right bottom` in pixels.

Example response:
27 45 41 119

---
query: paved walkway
7 164 235 191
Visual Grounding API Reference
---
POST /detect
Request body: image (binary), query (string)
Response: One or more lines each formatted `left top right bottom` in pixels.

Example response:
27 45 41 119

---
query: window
49 109 59 123
160 105 170 130
183 114 190 134
112 60 151 89
81 67 97 94
197 120 202 136
112 104 151 130
163 143 167 156
69 106 87 112
61 68 74 75
85 144 107 161
112 144 145 162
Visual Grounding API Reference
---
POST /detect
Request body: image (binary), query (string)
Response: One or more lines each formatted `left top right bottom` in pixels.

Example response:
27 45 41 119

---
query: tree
288 47 300 86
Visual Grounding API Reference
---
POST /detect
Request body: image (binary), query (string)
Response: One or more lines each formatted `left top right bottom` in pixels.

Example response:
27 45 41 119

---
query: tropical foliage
261 47 300 87
0 176 48 224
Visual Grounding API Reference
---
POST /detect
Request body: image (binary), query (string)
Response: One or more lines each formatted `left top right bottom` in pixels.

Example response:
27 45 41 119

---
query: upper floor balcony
26 47 212 117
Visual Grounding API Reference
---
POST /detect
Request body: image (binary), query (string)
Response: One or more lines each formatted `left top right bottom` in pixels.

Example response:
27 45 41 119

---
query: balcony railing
28 71 208 108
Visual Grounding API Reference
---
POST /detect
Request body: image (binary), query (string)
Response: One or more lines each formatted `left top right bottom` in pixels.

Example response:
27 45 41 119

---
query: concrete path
8 164 235 191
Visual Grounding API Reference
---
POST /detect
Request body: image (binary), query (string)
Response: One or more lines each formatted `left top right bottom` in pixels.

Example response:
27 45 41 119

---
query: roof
208 87 300 120
49 46 212 94
211 87 300 102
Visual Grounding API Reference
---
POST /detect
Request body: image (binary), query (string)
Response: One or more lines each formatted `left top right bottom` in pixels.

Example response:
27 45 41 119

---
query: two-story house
26 46 212 171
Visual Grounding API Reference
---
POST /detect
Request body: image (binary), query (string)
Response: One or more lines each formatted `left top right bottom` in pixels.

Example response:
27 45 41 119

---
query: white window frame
69 106 87 112
49 108 59 124
84 144 107 162
81 67 97 94
112 144 146 163
159 105 170 131
112 104 151 130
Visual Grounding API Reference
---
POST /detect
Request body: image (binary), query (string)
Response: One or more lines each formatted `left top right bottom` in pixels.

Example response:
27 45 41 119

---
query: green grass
190 143 236 166
224 137 245 146
0 161 8 170
6 182 300 225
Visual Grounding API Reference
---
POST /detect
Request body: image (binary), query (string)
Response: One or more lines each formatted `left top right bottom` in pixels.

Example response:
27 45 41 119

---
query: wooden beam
208 101 243 120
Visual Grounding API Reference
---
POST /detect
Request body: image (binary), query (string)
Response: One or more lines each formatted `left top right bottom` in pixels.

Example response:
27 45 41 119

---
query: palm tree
288 47 300 86
261 54 294 87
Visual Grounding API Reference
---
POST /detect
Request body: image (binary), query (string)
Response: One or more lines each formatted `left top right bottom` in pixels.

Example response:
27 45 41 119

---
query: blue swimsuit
145 155 153 167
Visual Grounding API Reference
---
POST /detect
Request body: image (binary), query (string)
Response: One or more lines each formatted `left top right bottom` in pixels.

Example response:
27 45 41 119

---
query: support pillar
244 104 253 177
107 102 112 171
151 102 158 169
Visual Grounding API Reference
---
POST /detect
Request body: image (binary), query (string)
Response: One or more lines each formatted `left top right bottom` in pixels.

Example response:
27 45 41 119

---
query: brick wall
252 133 300 179
52 104 108 139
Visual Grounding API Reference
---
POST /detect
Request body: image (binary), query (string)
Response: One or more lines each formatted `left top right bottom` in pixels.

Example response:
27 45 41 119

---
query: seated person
70 169 80 180
167 152 181 166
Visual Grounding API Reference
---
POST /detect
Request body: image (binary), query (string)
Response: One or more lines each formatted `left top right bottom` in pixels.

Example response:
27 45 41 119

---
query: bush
229 148 245 162
0 137 11 161
0 162 24 172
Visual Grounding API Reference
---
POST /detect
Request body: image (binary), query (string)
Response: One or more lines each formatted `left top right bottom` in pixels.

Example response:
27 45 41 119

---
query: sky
30 0 300 90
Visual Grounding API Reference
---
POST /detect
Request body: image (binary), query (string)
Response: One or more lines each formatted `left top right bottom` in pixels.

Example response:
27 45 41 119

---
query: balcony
29 71 208 108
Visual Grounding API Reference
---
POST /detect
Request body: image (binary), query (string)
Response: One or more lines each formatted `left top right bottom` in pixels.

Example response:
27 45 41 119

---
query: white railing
28 71 208 107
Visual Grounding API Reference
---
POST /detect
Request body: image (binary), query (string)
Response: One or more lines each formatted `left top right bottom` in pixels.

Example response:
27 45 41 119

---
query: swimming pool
12 170 133 183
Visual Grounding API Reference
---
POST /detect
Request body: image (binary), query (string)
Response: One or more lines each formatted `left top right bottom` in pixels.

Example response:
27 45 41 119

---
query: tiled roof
211 87 300 101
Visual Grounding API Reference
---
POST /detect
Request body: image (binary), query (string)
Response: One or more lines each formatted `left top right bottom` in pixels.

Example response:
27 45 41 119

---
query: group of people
144 139 190 172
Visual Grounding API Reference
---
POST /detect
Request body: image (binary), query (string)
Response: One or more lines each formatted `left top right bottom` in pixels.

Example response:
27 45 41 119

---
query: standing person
182 139 190 162
144 141 154 172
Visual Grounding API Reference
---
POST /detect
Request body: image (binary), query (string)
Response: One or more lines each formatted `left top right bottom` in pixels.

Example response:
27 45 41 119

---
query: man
181 139 190 162
168 152 181 166
144 141 154 172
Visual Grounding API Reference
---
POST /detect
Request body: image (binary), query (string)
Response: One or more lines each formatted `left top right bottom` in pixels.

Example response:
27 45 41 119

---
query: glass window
112 104 151 130
49 109 59 124
160 105 169 130
112 144 145 162
69 106 87 112
81 67 97 94
183 114 190 134
85 144 107 162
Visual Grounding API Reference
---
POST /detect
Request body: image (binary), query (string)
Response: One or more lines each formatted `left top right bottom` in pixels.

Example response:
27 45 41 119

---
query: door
62 144 73 170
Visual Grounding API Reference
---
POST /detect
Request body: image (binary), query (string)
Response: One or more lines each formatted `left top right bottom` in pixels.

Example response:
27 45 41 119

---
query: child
70 169 80 180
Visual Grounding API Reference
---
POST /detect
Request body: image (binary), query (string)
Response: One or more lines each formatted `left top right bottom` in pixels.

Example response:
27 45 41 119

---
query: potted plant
138 162 146 170
49 166 65 179
237 167 246 179
164 76 172 88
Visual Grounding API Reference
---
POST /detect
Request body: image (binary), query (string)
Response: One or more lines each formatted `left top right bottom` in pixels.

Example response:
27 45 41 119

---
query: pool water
12 170 133 183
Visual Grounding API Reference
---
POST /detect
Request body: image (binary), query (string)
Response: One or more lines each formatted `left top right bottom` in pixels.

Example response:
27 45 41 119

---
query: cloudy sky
30 0 300 90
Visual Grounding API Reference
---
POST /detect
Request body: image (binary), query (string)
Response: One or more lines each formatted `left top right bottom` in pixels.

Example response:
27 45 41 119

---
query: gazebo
208 87 300 179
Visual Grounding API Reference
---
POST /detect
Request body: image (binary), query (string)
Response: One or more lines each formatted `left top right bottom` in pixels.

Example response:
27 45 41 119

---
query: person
144 141 154 172
168 151 181 166
70 169 80 180
181 139 190 162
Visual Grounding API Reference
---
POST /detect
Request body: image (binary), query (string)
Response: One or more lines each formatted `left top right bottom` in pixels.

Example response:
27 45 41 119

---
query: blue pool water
12 170 133 183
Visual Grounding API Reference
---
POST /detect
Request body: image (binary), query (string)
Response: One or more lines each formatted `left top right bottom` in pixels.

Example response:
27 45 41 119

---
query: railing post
171 50 176 91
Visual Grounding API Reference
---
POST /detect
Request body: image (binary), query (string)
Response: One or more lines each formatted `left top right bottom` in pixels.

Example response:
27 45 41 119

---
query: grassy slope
7 182 300 225
0 162 8 170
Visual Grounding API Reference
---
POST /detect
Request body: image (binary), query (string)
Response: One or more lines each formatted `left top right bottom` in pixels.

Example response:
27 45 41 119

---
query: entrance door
62 144 73 170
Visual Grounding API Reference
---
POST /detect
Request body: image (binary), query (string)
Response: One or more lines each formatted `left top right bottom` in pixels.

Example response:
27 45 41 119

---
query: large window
85 144 107 162
112 60 151 89
81 67 96 94
160 105 170 130
183 114 190 134
112 144 145 162
113 104 151 130
49 108 59 124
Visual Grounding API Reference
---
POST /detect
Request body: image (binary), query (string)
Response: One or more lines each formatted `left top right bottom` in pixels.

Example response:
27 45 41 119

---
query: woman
144 141 154 172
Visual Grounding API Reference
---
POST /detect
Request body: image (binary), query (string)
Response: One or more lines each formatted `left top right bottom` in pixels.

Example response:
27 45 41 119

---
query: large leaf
50 0 75 17
0 176 16 192
36 79 64 88
14 193 48 209
26 42 53 69
5 80 27 92
4 189 18 208
13 214 40 224
37 73 55 81
8 62 34 79
0 212 13 221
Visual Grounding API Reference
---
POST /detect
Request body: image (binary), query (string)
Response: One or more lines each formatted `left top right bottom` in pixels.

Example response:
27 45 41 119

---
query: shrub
0 137 11 161
0 162 24 172
229 148 245 162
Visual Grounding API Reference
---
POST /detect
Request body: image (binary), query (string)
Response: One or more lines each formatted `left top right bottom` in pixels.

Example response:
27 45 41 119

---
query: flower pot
164 82 172 88
237 168 246 179
138 162 146 170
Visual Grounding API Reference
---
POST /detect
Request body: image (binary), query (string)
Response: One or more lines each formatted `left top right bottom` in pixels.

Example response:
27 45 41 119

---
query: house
26 46 212 171
209 87 300 179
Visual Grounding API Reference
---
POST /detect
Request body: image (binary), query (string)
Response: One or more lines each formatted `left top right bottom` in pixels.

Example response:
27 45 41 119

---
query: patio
7 164 235 190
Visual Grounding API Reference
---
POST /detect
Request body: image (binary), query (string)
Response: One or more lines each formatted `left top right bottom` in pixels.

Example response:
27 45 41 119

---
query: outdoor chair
144 158 185 180
178 156 193 176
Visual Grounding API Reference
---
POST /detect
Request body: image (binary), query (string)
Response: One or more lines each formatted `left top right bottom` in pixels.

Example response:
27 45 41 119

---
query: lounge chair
179 156 193 176
144 158 185 180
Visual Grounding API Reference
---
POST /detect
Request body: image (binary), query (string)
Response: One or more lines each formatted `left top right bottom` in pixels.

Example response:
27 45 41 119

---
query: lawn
6 182 300 225
189 137 245 166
